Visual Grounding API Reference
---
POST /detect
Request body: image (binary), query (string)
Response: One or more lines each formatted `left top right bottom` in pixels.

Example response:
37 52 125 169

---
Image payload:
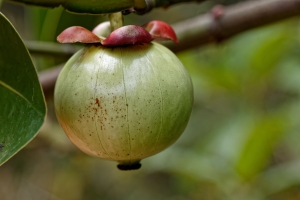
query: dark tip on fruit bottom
117 162 141 171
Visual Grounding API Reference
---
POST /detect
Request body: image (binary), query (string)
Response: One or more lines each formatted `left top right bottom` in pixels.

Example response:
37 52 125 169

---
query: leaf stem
134 0 148 11
108 12 124 31
154 0 206 8
133 0 155 14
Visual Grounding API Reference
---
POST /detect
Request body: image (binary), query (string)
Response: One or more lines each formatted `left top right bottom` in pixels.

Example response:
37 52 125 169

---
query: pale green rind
54 43 193 164
0 13 46 165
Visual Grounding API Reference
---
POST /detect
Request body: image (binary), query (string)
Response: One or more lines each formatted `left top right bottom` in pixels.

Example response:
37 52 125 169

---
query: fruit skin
54 42 193 169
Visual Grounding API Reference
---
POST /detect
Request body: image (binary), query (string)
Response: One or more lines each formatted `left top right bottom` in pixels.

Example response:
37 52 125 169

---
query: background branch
38 64 63 97
165 0 300 52
39 0 300 98
25 41 81 58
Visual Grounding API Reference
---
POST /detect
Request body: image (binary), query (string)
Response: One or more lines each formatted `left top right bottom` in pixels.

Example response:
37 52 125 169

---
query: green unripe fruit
54 42 193 170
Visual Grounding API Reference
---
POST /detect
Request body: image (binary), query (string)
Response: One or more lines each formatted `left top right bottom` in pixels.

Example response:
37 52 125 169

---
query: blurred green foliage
1 1 300 200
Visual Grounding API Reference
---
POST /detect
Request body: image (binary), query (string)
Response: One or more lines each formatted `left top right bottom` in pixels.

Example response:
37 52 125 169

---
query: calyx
57 20 178 46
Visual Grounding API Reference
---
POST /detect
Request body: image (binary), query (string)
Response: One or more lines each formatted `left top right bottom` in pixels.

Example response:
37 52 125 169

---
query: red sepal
102 25 153 46
57 26 103 44
143 20 178 43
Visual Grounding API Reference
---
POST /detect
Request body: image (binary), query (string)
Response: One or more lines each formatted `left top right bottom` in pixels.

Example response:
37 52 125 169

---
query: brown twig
39 0 300 98
165 0 300 52
38 64 63 97
25 40 82 58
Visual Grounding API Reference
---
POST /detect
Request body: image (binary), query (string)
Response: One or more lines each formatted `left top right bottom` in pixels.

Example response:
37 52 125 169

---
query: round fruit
54 42 193 170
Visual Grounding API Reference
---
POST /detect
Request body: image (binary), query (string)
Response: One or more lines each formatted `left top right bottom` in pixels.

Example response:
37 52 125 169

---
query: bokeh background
2 0 300 199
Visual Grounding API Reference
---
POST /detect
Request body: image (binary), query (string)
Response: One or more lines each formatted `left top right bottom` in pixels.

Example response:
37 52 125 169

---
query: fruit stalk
108 12 124 31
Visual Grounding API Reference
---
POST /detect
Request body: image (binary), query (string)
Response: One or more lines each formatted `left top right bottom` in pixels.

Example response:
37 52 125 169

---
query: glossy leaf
6 0 135 14
0 13 46 165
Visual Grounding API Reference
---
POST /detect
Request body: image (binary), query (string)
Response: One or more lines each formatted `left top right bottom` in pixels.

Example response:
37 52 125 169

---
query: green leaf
236 113 289 180
6 0 135 14
0 13 46 165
